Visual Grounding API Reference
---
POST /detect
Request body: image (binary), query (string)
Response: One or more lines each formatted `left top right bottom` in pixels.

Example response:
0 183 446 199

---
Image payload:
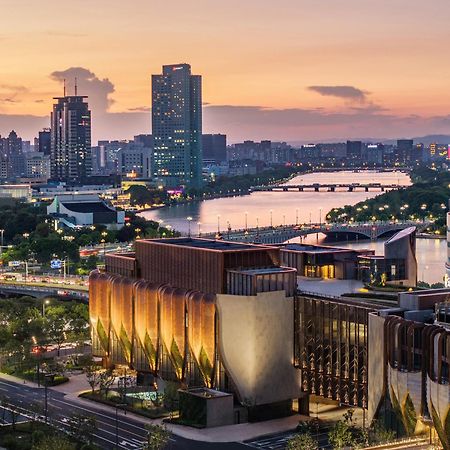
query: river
139 170 446 285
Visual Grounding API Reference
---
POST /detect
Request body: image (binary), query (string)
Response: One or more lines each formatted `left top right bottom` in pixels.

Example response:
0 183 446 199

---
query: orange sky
2 0 450 142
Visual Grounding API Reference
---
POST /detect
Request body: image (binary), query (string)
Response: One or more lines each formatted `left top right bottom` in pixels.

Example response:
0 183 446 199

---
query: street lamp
42 299 50 317
0 229 4 256
270 210 273 228
186 216 193 237
295 209 299 226
197 222 201 237
217 215 221 234
245 212 248 231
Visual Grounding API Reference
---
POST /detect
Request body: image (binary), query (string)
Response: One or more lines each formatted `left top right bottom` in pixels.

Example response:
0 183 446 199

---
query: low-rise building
47 194 125 229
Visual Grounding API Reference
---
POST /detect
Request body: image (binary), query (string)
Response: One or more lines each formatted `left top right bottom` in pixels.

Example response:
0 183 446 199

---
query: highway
0 376 247 450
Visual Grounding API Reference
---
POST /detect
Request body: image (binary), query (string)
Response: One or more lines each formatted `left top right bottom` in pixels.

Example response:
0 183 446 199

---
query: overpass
0 283 88 301
250 183 405 193
202 220 429 244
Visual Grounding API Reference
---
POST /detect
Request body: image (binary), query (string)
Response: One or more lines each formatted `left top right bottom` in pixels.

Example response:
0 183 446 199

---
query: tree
44 312 67 356
32 434 76 450
143 424 171 450
85 365 102 394
286 433 318 450
99 369 115 398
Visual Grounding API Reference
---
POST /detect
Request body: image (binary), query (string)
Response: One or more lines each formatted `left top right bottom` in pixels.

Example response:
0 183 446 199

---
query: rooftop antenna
63 78 66 97
74 77 78 96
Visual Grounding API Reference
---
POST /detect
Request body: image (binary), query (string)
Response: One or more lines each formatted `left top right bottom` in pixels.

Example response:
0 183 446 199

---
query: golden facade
89 270 217 385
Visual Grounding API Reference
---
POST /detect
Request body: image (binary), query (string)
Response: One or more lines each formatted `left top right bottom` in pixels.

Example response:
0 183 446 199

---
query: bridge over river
250 183 405 193
202 220 429 244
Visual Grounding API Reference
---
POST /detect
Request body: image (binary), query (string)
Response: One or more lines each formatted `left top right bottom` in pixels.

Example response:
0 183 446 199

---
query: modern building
346 140 362 162
90 238 302 422
369 289 450 447
47 194 125 229
118 143 152 179
50 94 92 183
397 139 414 164
152 64 202 187
358 227 417 286
280 243 371 279
24 152 51 181
37 129 51 156
202 134 227 163
151 64 202 188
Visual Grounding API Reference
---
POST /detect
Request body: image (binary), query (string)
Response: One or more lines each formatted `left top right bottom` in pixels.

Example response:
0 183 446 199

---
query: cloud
308 85 369 102
202 104 450 142
50 67 115 113
128 106 150 112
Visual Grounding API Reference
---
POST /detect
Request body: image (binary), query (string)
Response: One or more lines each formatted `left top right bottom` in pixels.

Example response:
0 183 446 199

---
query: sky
2 0 450 143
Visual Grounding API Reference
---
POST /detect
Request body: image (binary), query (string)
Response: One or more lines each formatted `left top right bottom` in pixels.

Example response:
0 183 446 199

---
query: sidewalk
1 372 305 442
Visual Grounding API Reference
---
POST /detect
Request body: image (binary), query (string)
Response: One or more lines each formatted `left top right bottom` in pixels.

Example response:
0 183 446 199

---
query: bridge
250 183 405 193
0 283 89 301
202 220 428 244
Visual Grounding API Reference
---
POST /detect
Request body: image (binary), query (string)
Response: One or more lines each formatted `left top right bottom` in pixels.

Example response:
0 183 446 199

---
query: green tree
143 424 171 450
286 432 318 450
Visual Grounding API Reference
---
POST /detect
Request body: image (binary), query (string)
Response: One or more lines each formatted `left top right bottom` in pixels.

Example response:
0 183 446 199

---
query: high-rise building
396 139 413 163
37 129 51 155
50 95 92 183
5 131 24 178
346 140 362 162
202 134 227 163
151 64 202 188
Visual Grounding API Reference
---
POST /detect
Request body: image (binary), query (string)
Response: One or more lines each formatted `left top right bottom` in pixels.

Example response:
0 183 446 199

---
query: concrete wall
216 290 301 406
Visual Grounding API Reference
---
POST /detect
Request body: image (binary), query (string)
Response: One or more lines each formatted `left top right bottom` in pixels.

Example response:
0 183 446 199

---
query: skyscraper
202 134 227 163
50 94 91 183
37 129 51 156
152 64 202 188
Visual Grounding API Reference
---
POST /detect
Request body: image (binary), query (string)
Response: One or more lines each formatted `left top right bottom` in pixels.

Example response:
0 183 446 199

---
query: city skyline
2 0 450 142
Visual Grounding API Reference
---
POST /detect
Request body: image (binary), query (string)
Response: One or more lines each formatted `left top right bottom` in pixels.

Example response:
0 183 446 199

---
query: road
0 376 246 449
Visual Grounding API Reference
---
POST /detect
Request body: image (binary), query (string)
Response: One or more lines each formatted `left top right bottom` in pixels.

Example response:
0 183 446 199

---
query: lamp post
42 299 50 317
217 215 221 234
245 212 248 231
197 222 201 237
270 210 273 228
295 209 299 226
319 208 323 227
186 216 193 237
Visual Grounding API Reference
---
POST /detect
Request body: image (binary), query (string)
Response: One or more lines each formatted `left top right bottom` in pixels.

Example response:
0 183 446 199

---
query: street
0 376 247 449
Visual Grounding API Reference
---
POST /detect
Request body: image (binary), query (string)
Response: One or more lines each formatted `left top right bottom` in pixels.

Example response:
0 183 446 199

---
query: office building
346 140 362 162
24 152 51 181
202 134 227 163
152 64 202 188
118 143 152 178
4 130 24 178
37 129 51 156
50 94 92 183
397 139 414 164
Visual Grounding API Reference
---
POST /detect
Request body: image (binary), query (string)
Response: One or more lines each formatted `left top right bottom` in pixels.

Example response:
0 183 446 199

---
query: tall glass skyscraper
50 95 91 183
152 64 203 188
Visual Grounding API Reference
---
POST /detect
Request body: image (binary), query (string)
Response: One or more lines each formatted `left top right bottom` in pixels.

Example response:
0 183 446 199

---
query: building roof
147 237 272 251
228 266 297 275
61 201 114 213
385 226 416 245
281 243 356 254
